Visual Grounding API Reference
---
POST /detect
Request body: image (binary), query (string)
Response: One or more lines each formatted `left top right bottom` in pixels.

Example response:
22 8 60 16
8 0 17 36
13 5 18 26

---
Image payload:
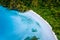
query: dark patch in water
32 28 37 32
24 36 39 40
20 15 33 24
36 22 40 27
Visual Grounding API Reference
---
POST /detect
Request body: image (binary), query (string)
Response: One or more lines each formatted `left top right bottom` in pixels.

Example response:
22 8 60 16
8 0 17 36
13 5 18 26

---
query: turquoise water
0 6 57 40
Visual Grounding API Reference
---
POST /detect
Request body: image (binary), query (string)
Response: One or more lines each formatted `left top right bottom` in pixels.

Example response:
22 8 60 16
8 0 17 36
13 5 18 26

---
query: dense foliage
0 0 60 40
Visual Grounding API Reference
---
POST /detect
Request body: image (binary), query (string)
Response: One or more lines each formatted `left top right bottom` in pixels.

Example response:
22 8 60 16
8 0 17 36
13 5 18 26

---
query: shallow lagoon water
0 6 57 40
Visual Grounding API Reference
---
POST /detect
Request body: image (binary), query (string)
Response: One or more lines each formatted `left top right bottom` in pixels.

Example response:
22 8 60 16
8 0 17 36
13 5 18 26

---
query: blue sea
0 6 57 40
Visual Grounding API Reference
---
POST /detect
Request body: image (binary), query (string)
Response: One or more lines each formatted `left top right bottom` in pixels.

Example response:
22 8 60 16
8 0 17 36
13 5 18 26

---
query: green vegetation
0 0 60 40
